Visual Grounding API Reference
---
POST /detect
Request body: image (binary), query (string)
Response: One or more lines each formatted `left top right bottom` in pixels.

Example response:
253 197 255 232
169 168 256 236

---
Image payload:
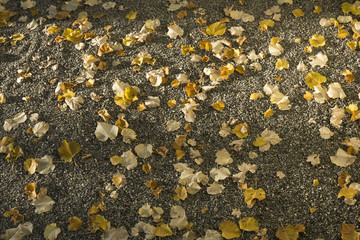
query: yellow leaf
310 208 317 213
314 6 322 14
292 9 304 18
264 109 273 118
259 19 274 31
47 26 62 35
253 137 266 147
10 34 25 45
181 45 195 55
125 11 137 20
304 91 313 101
206 22 226 36
68 216 82 231
220 63 234 80
174 186 187 201
154 224 173 237
346 41 357 51
275 59 289 70
142 163 151 174
199 40 212 50
341 224 360 240
212 101 225 111
338 29 349 39
110 155 122 166
239 217 259 232
250 93 259 100
62 28 83 44
58 140 81 162
342 2 360 15
167 99 177 107
343 70 355 83
236 65 245 74
88 214 110 233
309 34 325 47
24 158 38 174
313 179 319 187
185 82 200 97
244 188 266 207
219 221 241 239
233 123 248 138
276 225 299 240
304 71 326 90
24 182 37 200
338 187 358 199
346 104 358 114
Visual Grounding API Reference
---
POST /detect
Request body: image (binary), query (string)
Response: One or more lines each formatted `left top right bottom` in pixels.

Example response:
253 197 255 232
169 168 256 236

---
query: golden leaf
219 221 241 239
276 225 299 240
304 71 326 89
88 214 110 233
58 140 81 162
199 40 212 50
185 82 200 97
304 91 313 101
338 187 358 199
309 34 325 47
338 29 349 39
253 137 267 147
310 208 317 213
142 163 151 174
342 2 360 15
220 63 234 79
125 11 137 20
346 41 357 50
167 99 177 107
88 202 106 215
239 217 259 232
250 93 259 100
259 19 274 31
23 158 38 174
206 22 227 36
314 6 322 14
146 180 157 190
212 101 225 111
313 179 319 187
264 109 273 118
338 172 350 188
62 28 82 44
154 224 173 237
110 155 122 166
10 34 25 45
3 207 24 224
342 70 355 83
341 224 360 240
181 45 195 55
68 216 82 231
233 123 248 138
24 182 37 200
275 59 289 70
177 10 187 19
244 188 266 207
174 186 187 201
292 9 304 18
98 109 110 121
236 65 245 74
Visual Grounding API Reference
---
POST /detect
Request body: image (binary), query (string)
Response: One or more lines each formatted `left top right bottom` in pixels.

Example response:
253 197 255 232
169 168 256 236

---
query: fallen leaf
206 22 226 36
309 34 326 47
95 122 118 142
44 223 61 240
68 216 82 231
244 188 266 207
58 140 80 162
239 217 259 232
153 224 173 237
219 221 240 239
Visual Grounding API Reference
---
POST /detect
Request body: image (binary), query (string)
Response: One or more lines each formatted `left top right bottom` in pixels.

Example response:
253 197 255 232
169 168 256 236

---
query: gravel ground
1 0 360 239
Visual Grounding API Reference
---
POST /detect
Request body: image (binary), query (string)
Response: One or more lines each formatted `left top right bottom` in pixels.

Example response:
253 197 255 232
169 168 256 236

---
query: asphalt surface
1 0 360 239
